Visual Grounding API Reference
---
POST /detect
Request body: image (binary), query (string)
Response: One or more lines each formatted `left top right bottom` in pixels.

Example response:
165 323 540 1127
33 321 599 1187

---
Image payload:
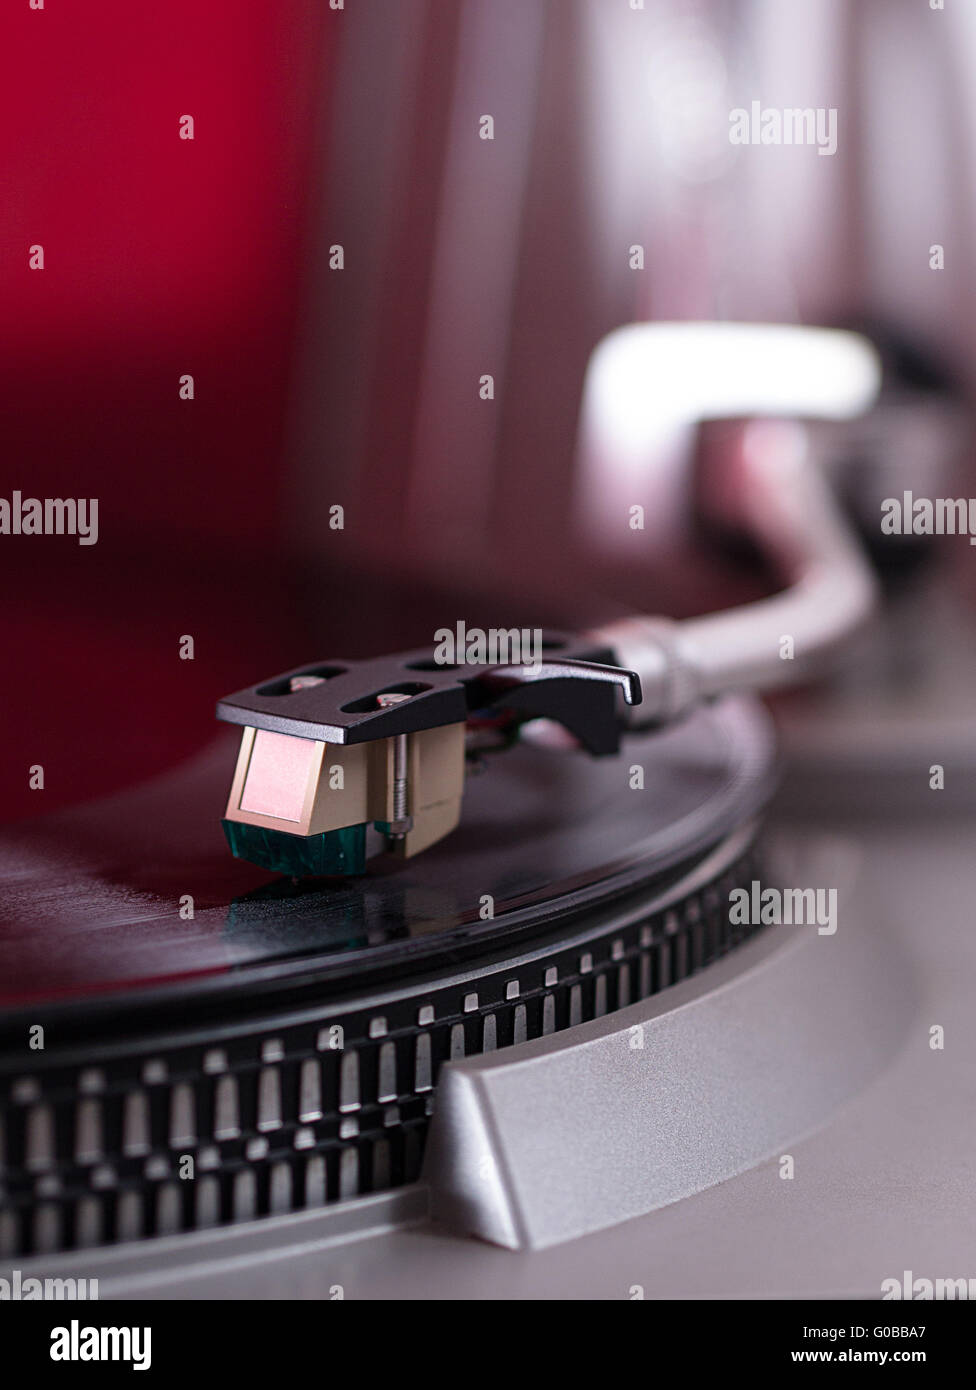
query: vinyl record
0 693 775 1256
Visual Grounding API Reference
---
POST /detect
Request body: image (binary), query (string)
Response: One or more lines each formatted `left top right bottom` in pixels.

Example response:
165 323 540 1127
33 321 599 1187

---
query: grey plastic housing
422 873 907 1249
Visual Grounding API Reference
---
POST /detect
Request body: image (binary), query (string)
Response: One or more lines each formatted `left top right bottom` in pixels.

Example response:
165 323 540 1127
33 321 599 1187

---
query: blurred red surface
0 1 336 820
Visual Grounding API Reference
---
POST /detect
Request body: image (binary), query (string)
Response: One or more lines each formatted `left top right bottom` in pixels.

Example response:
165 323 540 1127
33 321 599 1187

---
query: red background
0 1 335 821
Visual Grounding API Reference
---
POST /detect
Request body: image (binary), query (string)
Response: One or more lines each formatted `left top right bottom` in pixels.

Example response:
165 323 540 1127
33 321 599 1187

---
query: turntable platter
0 696 773 1014
0 693 774 1257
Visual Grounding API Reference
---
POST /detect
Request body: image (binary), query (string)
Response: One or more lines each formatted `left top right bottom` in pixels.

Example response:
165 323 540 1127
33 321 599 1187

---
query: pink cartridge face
238 729 317 822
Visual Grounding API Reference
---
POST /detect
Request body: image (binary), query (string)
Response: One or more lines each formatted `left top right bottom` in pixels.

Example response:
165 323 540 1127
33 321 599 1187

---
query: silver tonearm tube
581 324 883 728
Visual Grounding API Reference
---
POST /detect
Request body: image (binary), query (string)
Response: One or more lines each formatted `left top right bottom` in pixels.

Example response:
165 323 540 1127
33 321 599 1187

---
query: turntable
2 325 974 1302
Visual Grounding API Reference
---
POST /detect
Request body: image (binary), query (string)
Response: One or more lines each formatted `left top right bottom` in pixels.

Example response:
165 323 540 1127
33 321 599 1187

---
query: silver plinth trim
422 878 911 1249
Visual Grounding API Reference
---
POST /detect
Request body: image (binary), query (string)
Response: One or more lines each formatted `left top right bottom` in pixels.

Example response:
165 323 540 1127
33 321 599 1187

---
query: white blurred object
581 322 882 724
578 320 881 546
